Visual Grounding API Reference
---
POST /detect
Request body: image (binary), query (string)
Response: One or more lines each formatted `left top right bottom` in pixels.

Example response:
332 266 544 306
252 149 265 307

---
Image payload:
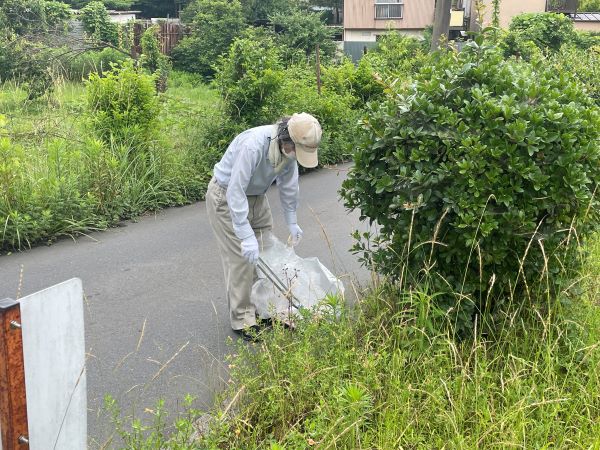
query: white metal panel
19 279 87 450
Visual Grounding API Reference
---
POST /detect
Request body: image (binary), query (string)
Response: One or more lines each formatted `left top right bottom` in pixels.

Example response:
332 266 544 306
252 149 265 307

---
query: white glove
287 223 303 247
241 235 259 264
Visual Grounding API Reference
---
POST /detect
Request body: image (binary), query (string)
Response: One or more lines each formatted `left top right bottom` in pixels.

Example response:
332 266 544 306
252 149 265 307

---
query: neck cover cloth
268 123 292 173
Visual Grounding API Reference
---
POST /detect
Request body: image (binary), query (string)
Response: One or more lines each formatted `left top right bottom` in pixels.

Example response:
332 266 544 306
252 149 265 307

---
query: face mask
281 141 297 160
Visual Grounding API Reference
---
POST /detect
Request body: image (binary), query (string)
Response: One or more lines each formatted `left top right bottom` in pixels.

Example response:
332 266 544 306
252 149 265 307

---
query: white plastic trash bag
252 236 344 321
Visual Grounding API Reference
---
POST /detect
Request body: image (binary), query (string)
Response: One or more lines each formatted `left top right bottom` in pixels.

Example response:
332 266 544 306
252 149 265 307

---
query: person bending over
206 113 322 341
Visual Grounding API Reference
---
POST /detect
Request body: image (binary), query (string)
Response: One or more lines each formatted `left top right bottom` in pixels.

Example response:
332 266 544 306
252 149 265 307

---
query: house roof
107 10 142 15
572 12 600 22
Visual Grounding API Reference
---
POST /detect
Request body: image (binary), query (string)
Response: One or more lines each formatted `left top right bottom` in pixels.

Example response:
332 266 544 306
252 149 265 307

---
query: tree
132 0 180 18
81 1 119 45
271 9 336 61
238 0 295 23
172 0 245 77
579 0 600 10
0 0 71 35
309 0 343 24
61 0 135 9
431 0 451 51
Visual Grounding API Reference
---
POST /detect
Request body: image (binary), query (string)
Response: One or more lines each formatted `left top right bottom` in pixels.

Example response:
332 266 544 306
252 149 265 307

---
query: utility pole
431 0 453 51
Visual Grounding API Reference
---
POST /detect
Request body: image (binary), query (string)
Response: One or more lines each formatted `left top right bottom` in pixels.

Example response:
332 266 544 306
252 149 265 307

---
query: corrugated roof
572 12 600 21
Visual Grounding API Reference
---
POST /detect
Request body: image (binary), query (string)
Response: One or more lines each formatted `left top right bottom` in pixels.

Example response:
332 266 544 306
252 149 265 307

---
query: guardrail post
0 299 29 449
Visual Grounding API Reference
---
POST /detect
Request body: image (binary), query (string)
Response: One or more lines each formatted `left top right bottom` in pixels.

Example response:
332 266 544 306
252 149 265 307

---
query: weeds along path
0 162 370 448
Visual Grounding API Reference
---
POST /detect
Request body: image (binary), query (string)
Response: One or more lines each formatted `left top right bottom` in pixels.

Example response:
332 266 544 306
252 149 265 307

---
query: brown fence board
131 21 187 58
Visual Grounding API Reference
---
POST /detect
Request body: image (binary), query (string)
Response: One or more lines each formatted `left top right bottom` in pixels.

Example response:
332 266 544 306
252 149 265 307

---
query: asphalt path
0 163 370 448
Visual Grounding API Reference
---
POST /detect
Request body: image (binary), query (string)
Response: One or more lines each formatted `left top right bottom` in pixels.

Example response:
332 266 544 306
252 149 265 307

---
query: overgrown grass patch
0 71 224 252
192 237 600 449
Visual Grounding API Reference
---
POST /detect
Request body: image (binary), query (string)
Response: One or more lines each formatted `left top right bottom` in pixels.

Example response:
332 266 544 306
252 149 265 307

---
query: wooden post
431 0 453 51
316 44 322 96
0 299 29 449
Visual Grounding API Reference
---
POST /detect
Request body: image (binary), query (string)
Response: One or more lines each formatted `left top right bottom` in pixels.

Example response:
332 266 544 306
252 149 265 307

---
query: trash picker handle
256 257 303 311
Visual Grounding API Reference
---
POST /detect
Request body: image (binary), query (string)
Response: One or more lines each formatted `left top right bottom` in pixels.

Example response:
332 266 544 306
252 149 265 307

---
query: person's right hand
241 235 259 264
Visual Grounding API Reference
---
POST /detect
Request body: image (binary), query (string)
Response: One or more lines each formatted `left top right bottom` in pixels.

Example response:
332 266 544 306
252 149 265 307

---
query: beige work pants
206 177 273 330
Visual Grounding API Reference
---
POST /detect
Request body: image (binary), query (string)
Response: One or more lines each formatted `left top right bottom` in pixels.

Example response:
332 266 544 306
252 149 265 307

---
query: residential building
343 0 588 60
477 0 547 28
571 12 600 31
107 10 141 24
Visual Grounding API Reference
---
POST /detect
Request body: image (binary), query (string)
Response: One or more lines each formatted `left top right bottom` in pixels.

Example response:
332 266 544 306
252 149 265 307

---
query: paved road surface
0 163 369 448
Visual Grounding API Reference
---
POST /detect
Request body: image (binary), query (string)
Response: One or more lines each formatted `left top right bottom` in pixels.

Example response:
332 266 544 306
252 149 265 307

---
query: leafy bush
261 66 357 164
504 13 576 57
215 27 355 164
172 0 245 78
214 29 284 122
270 9 337 63
551 45 600 105
80 1 119 46
43 1 72 30
341 42 600 334
579 0 600 10
0 35 55 99
238 0 295 23
346 32 428 103
1 0 45 35
86 61 160 149
575 30 600 49
59 48 130 81
140 26 162 73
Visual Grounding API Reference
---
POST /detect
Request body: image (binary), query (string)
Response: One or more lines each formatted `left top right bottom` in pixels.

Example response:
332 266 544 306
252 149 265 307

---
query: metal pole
316 44 322 96
0 299 29 449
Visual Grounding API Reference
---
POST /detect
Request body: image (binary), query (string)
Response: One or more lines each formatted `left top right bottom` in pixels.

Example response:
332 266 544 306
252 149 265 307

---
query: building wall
344 28 424 42
573 21 600 31
478 0 546 28
344 0 434 30
109 13 137 24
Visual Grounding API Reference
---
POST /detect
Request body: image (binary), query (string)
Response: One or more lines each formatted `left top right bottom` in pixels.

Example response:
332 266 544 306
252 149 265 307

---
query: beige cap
288 112 322 168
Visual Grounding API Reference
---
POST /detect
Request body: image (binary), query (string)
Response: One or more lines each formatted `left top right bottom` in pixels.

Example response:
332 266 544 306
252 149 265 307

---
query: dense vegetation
341 36 600 334
2 3 600 447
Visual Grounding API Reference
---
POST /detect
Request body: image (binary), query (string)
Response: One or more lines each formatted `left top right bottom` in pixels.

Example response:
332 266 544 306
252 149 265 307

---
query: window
375 0 403 19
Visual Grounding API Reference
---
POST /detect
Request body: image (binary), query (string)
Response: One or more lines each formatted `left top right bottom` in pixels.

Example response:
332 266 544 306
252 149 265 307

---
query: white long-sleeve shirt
213 125 299 240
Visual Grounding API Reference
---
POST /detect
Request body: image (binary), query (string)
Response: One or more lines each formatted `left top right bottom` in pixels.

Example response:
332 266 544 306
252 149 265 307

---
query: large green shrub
86 61 160 148
504 13 576 57
551 45 600 105
261 66 357 164
59 48 130 81
340 42 600 333
321 33 428 106
172 0 245 77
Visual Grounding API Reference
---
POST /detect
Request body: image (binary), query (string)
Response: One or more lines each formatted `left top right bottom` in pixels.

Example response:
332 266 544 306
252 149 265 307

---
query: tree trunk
431 0 452 51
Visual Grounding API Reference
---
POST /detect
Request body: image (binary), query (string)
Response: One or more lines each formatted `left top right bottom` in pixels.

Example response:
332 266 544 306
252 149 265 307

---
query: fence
131 21 188 58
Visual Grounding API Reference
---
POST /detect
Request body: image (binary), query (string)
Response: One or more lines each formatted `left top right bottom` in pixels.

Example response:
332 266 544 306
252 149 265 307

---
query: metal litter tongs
256 257 305 313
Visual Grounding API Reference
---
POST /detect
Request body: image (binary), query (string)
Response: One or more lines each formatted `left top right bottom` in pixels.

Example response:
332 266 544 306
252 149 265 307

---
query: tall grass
103 234 600 449
0 72 222 252
191 234 600 449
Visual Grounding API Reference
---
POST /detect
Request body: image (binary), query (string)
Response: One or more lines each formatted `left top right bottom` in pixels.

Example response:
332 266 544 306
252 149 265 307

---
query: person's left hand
288 223 303 247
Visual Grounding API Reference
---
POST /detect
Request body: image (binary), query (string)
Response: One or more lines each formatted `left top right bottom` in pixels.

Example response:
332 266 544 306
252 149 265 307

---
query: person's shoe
256 317 274 328
232 325 262 342
257 316 295 331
